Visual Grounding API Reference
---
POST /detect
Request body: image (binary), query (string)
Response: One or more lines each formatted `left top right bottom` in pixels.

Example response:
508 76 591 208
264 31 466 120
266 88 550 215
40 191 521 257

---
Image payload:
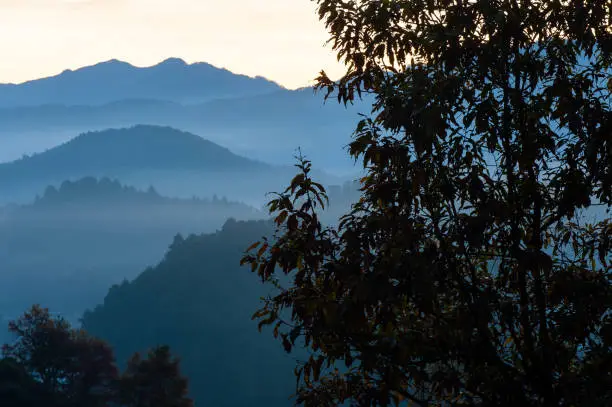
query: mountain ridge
0 125 285 204
0 88 371 172
81 218 297 407
2 124 269 176
0 58 284 107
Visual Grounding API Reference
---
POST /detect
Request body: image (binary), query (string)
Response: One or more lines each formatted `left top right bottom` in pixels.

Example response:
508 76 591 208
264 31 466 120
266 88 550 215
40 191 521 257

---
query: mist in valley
0 61 364 404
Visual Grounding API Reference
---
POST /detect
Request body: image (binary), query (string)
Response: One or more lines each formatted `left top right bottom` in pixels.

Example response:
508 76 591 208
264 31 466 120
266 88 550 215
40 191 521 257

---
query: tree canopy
2 304 117 407
117 345 192 407
243 0 611 406
0 305 192 407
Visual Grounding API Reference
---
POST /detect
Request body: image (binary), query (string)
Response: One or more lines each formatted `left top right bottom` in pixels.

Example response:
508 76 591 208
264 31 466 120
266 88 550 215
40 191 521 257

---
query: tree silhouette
0 306 197 407
117 345 193 407
1 305 118 407
243 0 611 406
0 357 42 407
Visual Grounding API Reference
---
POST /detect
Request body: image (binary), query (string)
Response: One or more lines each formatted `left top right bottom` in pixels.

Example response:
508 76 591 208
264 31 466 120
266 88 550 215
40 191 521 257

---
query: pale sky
0 0 346 89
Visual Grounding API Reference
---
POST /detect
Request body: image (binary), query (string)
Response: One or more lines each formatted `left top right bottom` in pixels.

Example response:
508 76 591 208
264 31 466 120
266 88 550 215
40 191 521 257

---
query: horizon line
0 56 335 91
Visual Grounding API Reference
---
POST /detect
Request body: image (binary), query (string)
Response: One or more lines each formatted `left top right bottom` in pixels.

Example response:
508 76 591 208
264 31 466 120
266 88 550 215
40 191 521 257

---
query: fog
0 180 264 319
0 172 359 348
2 55 606 407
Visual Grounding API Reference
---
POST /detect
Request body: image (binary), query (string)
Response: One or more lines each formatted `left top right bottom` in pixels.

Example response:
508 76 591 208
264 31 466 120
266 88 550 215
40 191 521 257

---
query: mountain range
0 124 345 206
0 59 371 173
0 57 361 405
0 176 264 324
0 58 284 107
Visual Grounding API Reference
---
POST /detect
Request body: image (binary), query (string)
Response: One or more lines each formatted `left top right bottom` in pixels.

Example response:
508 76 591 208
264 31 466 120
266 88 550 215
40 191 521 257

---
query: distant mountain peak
1 125 269 176
156 57 188 66
99 58 132 66
0 58 284 107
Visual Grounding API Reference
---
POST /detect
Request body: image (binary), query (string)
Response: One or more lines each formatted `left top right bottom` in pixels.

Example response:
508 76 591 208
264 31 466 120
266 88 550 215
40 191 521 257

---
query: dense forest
80 219 298 407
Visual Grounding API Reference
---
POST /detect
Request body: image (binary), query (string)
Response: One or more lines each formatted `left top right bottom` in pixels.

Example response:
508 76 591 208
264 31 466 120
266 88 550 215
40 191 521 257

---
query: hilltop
0 125 281 204
0 124 349 206
0 89 371 172
2 124 268 176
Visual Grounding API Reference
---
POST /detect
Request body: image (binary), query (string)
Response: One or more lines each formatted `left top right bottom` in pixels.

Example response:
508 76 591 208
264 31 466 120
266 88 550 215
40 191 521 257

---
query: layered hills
0 59 371 172
0 125 300 205
0 176 264 322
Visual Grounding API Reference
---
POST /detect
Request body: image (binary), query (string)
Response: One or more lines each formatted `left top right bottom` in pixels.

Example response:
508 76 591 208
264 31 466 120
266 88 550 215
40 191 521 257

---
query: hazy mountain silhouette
0 88 372 172
2 124 267 176
0 58 283 107
0 124 345 206
0 177 264 322
81 219 298 407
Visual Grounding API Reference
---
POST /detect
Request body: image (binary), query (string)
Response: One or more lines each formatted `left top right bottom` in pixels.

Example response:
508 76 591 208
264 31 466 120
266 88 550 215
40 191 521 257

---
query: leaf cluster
243 0 611 406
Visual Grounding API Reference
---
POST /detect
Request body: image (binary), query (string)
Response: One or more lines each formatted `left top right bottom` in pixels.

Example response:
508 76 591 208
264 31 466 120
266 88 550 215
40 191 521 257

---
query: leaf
287 215 299 232
391 391 405 406
282 334 292 353
275 211 288 225
257 243 269 258
312 356 324 381
245 241 260 252
504 336 513 347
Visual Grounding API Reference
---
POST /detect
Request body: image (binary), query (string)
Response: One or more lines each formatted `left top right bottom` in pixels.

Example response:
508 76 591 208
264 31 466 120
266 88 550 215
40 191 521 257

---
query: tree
117 345 193 407
0 357 43 407
242 0 611 406
1 305 118 407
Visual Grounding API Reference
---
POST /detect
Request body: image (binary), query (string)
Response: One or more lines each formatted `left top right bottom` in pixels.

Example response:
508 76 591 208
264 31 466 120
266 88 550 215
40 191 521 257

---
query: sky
0 0 346 89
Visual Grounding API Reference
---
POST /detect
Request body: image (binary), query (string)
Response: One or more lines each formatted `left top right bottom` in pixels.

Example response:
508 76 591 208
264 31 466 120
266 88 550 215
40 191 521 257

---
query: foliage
0 357 41 407
0 305 192 407
117 345 193 407
242 0 612 406
1 305 118 407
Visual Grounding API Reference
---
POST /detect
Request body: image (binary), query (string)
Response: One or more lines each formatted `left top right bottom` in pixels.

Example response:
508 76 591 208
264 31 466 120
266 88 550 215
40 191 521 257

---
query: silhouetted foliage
0 357 41 407
0 306 191 407
1 305 118 407
243 0 611 406
117 345 193 407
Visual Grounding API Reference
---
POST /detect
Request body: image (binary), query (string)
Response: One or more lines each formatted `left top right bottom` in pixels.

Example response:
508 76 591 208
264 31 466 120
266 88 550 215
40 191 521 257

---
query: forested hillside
81 219 299 407
0 177 264 325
